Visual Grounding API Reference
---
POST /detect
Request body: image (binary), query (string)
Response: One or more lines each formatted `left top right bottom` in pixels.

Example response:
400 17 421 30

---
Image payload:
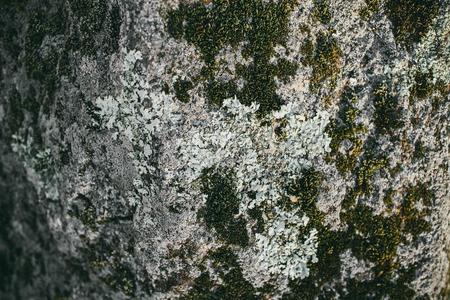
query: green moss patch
326 87 367 174
167 0 299 115
385 0 440 49
302 32 342 91
174 79 193 103
199 169 249 247
184 247 257 299
312 0 332 24
372 83 403 136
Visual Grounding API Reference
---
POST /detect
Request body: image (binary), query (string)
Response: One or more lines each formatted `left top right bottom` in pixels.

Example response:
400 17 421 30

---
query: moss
326 87 367 174
410 71 436 101
413 139 427 160
69 0 122 56
385 0 440 48
206 80 237 107
312 0 332 24
372 83 403 136
285 168 323 215
348 205 402 273
199 169 249 247
359 0 381 21
306 31 342 91
105 5 122 55
184 247 258 299
356 156 388 194
24 5 67 101
400 184 433 240
166 0 299 115
83 236 136 296
173 79 193 103
383 188 394 212
7 88 24 134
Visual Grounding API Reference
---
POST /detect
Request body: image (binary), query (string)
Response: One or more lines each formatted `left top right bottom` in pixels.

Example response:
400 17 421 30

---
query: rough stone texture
0 0 449 299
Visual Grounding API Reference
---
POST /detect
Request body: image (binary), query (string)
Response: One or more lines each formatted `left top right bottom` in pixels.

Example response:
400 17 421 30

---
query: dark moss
285 168 323 215
166 0 299 115
326 87 367 174
7 88 24 134
102 263 136 296
383 188 394 212
312 0 332 24
24 5 67 103
184 247 258 299
105 5 122 55
410 71 435 100
413 139 427 160
200 169 249 246
247 206 265 234
206 80 237 107
69 194 97 230
348 205 402 272
306 31 342 91
385 0 440 48
174 79 193 103
400 184 433 239
372 83 403 136
359 0 381 20
355 156 388 194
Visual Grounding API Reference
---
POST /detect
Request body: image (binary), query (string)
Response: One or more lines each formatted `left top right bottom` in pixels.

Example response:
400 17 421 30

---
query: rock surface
0 0 449 299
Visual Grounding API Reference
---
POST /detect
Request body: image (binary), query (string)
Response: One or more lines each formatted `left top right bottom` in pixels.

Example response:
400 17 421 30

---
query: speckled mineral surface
0 0 449 299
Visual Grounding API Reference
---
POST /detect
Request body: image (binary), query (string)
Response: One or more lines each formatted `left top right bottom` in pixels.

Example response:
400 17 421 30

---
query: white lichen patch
93 47 332 290
254 210 318 282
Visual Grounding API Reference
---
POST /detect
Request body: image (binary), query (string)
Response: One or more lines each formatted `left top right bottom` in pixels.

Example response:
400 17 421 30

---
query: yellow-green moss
326 87 367 174
304 32 342 91
359 0 381 21
312 0 332 24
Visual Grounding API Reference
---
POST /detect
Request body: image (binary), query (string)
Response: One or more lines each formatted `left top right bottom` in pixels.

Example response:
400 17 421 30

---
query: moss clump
355 156 388 195
372 83 403 136
312 0 332 24
24 5 66 100
68 194 97 230
385 0 440 48
83 237 136 296
285 168 323 215
167 0 299 115
359 0 381 20
413 140 427 161
173 79 193 103
200 169 249 247
327 87 367 174
347 205 402 273
304 32 342 91
184 247 257 299
7 88 24 134
410 71 435 100
206 80 237 107
400 184 433 239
